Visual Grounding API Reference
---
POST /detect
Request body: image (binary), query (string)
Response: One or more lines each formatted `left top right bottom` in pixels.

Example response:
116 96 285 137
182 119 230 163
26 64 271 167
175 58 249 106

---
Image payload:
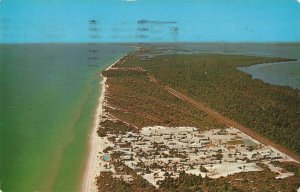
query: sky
0 0 300 43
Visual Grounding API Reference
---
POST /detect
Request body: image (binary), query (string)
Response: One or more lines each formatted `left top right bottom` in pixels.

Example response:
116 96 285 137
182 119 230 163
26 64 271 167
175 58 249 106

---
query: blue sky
0 0 300 43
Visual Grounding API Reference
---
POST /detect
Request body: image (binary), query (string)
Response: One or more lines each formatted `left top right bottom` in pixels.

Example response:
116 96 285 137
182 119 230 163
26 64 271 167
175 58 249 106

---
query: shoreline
81 57 123 192
237 59 300 90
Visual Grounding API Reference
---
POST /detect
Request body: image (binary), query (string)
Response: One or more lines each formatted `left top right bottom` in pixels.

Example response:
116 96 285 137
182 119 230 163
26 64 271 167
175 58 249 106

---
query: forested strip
102 69 222 130
121 53 300 153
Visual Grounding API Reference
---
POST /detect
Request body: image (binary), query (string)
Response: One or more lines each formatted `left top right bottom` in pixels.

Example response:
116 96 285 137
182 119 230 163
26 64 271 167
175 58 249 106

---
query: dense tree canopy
120 53 300 153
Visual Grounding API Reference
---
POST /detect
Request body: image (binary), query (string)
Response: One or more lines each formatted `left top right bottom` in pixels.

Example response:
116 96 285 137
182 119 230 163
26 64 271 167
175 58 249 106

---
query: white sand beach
81 58 121 192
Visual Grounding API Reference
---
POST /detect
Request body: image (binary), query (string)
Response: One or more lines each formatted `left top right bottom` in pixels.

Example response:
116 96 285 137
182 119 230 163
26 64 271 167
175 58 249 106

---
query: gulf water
0 44 133 192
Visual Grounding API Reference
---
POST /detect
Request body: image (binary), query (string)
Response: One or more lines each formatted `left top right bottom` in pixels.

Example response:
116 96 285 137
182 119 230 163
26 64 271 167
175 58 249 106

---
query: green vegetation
119 52 300 153
97 173 132 192
102 67 223 130
272 161 300 177
158 172 203 192
98 120 137 137
158 166 300 192
96 172 157 192
96 159 157 192
207 163 300 192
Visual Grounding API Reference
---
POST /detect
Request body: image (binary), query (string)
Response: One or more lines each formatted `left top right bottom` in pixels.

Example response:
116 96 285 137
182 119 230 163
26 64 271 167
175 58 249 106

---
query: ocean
0 44 134 192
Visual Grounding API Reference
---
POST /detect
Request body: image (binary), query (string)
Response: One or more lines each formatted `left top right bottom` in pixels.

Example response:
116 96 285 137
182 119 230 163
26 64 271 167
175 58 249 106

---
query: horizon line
1 41 300 45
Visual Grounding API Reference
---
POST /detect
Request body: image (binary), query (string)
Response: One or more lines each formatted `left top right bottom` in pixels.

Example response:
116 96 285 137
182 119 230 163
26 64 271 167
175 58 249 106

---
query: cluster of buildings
99 126 294 187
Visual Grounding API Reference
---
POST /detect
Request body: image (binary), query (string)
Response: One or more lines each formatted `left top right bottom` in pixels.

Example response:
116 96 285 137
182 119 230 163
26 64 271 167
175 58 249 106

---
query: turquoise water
102 154 110 162
0 44 133 192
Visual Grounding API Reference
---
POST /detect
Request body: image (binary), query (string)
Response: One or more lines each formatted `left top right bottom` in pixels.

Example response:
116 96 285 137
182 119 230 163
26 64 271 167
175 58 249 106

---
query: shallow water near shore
0 44 133 192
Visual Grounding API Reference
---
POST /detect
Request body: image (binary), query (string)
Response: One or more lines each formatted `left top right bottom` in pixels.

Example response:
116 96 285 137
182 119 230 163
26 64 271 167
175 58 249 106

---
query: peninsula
84 45 300 192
